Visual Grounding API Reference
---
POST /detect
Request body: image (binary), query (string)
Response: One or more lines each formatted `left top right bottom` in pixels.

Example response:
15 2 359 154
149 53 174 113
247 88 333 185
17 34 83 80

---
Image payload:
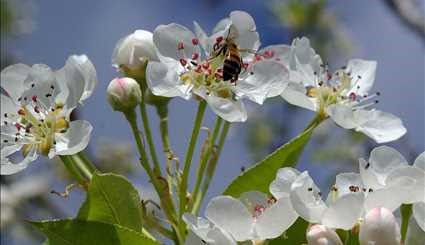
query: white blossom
261 37 406 143
306 224 343 245
0 55 97 175
146 11 289 122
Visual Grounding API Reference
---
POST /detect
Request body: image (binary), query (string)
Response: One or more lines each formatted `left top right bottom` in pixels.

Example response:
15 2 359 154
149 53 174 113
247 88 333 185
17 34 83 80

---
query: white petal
385 165 425 204
196 90 247 122
53 120 92 156
413 202 425 232
67 55 97 102
212 18 231 34
281 82 318 111
414 152 425 171
1 94 20 125
239 191 269 211
1 147 37 175
364 188 403 213
332 172 364 198
290 171 327 223
352 109 406 143
153 23 200 61
359 207 400 245
205 196 253 241
236 60 289 104
229 11 256 32
327 106 407 143
360 146 408 188
345 59 377 96
306 225 343 245
1 64 31 100
255 196 298 240
321 193 364 230
259 44 291 65
229 11 260 52
326 104 358 129
290 37 323 85
146 61 191 99
270 167 301 199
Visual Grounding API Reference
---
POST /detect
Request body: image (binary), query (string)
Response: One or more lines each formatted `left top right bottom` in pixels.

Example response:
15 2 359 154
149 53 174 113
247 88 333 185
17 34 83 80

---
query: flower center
3 85 69 156
305 67 380 114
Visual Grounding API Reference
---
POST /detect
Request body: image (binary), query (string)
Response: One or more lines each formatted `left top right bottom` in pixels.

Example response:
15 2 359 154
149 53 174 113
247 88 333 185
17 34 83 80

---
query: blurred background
1 0 424 244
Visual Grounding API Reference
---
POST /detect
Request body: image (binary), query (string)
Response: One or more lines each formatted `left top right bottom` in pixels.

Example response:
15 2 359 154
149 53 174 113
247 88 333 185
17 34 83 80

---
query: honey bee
212 25 253 83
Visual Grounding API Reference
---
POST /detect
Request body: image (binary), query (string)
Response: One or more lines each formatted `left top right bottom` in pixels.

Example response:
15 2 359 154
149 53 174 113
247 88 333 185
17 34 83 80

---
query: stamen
216 36 223 43
179 58 187 66
191 53 199 60
32 95 38 102
177 42 184 50
191 38 199 45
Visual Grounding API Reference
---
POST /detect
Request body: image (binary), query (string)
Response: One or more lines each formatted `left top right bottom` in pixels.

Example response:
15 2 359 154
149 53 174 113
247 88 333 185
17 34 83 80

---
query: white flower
146 11 289 122
107 77 142 112
262 37 406 143
1 55 97 175
204 191 298 242
183 213 236 245
359 207 401 245
306 224 343 245
112 30 159 69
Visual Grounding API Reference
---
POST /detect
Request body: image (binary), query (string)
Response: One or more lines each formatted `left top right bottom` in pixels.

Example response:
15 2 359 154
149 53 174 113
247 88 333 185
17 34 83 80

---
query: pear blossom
107 77 142 112
306 224 343 245
260 37 406 143
359 207 401 245
204 191 298 242
112 29 159 69
146 11 289 122
183 213 236 245
1 55 97 175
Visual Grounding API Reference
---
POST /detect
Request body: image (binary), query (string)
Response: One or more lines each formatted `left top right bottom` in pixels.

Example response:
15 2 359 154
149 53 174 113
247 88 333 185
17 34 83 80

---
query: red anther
177 42 184 50
327 73 332 81
216 68 223 73
18 109 25 116
267 196 277 205
253 204 265 215
34 106 40 113
202 62 210 69
15 123 22 131
349 92 357 101
195 65 202 73
255 54 262 61
263 50 274 59
179 58 187 66
243 63 249 69
216 36 223 43
192 53 199 60
192 38 199 45
206 68 212 75
31 95 38 102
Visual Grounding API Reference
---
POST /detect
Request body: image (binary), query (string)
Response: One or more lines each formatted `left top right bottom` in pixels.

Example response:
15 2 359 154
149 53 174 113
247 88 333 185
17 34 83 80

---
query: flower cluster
186 146 424 244
1 55 97 174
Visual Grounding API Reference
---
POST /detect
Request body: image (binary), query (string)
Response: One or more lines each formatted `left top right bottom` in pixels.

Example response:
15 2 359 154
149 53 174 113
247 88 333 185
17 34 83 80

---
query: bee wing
226 24 239 41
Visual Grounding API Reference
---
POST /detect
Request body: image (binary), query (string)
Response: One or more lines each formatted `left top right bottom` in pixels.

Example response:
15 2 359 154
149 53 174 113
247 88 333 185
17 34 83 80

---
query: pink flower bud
307 224 343 245
107 77 142 112
359 207 400 245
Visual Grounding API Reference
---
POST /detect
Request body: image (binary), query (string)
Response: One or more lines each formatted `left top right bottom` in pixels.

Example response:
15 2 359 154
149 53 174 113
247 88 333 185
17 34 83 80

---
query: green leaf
77 173 143 232
268 218 309 244
31 219 160 245
223 126 315 197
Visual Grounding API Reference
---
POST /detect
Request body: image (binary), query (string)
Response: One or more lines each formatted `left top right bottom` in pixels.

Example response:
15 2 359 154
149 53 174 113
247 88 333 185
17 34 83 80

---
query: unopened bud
112 30 159 69
307 224 343 245
107 77 142 112
359 207 400 245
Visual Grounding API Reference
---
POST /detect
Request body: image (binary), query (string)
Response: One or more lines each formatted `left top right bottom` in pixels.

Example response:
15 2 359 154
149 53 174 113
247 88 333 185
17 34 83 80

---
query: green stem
192 121 230 214
76 151 98 174
124 110 183 244
156 103 176 197
59 155 88 187
179 100 207 215
400 204 412 243
139 101 162 177
191 117 223 214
